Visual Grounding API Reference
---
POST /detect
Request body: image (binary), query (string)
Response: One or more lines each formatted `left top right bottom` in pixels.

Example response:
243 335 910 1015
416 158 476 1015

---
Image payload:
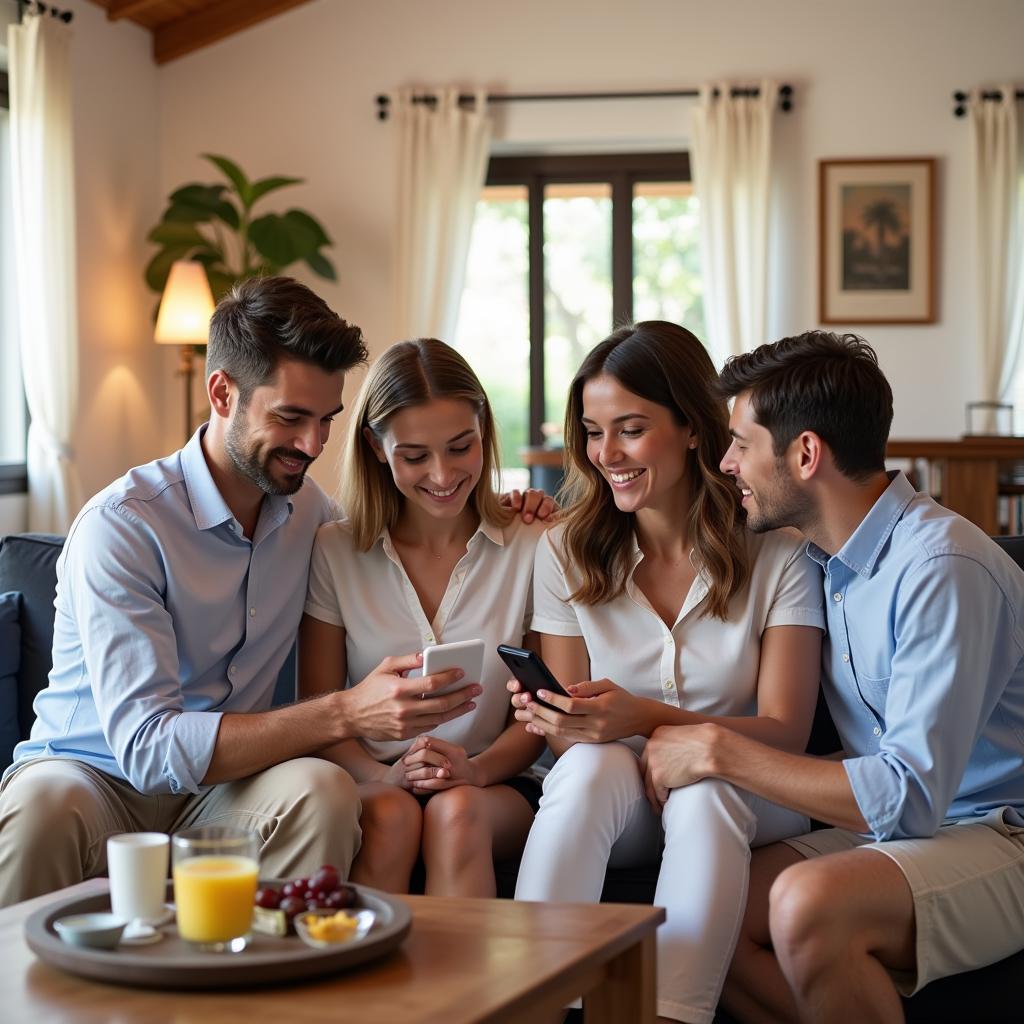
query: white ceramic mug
107 832 169 924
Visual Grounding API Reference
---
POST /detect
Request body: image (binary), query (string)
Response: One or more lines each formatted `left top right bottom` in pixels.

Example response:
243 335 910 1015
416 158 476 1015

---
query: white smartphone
414 638 485 698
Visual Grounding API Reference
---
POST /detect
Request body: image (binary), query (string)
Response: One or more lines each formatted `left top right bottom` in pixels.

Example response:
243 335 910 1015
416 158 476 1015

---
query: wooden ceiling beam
106 0 167 20
153 0 315 64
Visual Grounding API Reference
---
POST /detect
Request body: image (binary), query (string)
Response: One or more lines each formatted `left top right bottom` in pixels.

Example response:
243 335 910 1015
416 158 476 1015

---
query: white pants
515 741 809 1024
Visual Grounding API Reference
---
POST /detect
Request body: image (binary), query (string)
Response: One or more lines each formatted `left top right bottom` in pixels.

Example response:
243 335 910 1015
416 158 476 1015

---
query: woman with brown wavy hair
510 321 824 1024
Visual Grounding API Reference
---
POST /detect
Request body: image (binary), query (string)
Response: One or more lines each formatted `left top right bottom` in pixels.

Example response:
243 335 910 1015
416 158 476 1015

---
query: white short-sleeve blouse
531 525 825 752
305 516 547 764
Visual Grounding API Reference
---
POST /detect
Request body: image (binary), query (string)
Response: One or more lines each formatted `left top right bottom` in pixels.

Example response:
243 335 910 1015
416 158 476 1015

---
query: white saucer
120 920 164 946
148 905 175 927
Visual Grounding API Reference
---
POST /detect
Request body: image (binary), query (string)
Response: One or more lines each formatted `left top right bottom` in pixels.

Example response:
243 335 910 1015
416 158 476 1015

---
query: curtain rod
375 84 794 122
952 89 1024 117
12 0 73 23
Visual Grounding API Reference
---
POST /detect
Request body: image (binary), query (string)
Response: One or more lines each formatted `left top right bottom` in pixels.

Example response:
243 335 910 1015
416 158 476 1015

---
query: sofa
1 531 1022 1021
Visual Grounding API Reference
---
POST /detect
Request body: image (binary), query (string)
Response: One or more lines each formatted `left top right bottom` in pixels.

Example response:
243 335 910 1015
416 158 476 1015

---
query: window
0 68 28 495
454 153 703 488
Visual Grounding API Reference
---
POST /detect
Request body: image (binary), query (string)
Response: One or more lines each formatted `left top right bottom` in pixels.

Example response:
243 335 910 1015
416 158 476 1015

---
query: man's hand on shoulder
334 654 482 742
502 487 559 524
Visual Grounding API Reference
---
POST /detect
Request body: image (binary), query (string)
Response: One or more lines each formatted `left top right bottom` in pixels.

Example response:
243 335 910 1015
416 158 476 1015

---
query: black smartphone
496 644 572 712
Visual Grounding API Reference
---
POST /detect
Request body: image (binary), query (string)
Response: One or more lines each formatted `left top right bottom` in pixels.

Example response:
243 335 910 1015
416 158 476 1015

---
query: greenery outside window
454 152 702 488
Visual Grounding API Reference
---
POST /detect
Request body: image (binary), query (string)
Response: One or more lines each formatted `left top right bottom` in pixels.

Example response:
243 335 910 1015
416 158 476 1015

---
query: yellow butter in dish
303 911 358 943
294 907 376 948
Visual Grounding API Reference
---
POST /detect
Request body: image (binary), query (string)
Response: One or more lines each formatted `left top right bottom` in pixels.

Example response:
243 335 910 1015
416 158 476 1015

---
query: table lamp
154 260 216 443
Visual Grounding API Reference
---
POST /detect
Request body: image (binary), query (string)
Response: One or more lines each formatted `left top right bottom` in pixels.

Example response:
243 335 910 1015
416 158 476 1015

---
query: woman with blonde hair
510 321 825 1023
300 338 546 896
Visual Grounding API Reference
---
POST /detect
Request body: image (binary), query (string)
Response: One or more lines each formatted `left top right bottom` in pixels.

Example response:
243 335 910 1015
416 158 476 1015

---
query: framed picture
818 158 936 324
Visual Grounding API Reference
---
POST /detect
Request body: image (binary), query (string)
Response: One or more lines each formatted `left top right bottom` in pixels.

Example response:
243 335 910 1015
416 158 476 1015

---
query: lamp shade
154 261 216 345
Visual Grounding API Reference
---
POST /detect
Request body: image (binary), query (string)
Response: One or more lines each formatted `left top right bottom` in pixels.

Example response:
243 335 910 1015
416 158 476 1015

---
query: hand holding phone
415 639 485 698
496 644 571 713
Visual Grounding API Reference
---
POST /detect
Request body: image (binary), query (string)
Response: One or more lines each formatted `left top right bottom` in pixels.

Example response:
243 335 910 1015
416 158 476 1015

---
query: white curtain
8 13 81 532
394 87 491 341
689 81 779 368
970 86 1024 426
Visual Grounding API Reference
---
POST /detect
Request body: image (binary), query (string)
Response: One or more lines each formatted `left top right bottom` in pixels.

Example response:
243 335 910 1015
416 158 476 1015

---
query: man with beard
0 277 490 906
640 331 1024 1024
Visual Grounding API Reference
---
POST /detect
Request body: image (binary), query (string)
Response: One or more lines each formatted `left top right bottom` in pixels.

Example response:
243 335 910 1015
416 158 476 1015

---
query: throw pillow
0 591 21 771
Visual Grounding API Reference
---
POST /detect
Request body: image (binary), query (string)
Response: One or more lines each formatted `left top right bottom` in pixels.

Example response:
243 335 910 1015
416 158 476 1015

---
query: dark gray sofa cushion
0 534 63 739
0 590 20 771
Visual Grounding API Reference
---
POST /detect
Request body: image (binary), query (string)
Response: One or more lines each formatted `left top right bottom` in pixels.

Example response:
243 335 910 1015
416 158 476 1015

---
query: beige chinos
0 756 360 907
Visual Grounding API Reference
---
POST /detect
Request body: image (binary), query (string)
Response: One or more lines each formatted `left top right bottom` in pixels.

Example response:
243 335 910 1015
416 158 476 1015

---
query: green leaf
145 245 193 293
190 246 226 268
162 202 215 225
147 221 209 246
249 175 303 205
169 184 226 208
213 200 241 230
282 214 320 259
203 154 253 207
284 208 331 249
205 269 237 301
249 213 298 268
305 251 336 281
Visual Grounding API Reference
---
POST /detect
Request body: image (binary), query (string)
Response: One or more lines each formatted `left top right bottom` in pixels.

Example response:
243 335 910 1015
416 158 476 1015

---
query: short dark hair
717 331 893 481
206 276 367 402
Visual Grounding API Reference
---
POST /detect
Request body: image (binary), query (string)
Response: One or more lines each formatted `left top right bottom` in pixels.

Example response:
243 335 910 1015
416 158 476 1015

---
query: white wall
0 494 26 535
43 0 1023 504
69 1 164 504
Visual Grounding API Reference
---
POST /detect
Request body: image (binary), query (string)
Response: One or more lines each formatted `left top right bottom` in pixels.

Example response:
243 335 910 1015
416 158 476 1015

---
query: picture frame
818 158 936 324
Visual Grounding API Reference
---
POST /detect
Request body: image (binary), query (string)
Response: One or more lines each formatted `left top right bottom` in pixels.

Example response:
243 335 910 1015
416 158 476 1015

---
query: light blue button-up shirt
808 472 1024 841
9 428 333 796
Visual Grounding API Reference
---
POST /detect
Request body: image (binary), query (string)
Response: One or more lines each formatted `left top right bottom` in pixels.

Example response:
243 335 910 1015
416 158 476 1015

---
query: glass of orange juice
172 826 259 952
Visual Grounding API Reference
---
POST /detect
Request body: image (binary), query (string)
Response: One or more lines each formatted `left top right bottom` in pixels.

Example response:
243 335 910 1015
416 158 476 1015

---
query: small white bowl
54 912 127 950
294 908 375 949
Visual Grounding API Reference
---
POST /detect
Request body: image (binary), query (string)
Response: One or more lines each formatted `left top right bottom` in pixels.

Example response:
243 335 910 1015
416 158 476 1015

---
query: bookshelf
886 438 1024 535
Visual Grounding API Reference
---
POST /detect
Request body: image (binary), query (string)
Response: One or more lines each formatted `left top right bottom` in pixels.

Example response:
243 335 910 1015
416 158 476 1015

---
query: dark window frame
0 68 29 496
484 152 692 444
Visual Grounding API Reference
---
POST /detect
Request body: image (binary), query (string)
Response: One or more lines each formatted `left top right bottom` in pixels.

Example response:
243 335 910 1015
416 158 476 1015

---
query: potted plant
144 154 335 306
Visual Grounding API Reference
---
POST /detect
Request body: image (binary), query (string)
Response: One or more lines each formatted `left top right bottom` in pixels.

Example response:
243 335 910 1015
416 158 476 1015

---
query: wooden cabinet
887 438 1024 535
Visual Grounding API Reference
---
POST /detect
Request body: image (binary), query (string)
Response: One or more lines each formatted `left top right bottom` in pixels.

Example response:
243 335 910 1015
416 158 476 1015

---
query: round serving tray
24 879 411 990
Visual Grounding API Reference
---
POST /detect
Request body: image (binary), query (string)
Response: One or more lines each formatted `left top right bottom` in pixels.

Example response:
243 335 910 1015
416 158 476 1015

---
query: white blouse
305 516 547 764
531 526 826 753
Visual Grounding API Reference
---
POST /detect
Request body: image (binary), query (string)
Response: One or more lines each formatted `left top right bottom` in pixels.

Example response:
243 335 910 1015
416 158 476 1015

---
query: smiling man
641 331 1024 1023
0 276 487 907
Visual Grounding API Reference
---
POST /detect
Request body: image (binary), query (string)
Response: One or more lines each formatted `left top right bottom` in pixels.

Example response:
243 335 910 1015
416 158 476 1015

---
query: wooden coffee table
0 879 664 1022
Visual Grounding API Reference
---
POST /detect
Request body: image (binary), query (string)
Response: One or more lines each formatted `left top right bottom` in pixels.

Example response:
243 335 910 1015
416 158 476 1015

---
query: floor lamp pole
179 344 195 445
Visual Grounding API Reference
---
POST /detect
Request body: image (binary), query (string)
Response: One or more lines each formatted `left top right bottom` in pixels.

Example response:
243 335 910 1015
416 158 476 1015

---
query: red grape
310 866 340 893
291 877 309 892
326 885 356 909
279 896 306 919
254 887 281 909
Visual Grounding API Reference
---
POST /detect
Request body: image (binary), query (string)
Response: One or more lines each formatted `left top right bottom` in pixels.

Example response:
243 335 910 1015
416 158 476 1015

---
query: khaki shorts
782 807 1024 995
